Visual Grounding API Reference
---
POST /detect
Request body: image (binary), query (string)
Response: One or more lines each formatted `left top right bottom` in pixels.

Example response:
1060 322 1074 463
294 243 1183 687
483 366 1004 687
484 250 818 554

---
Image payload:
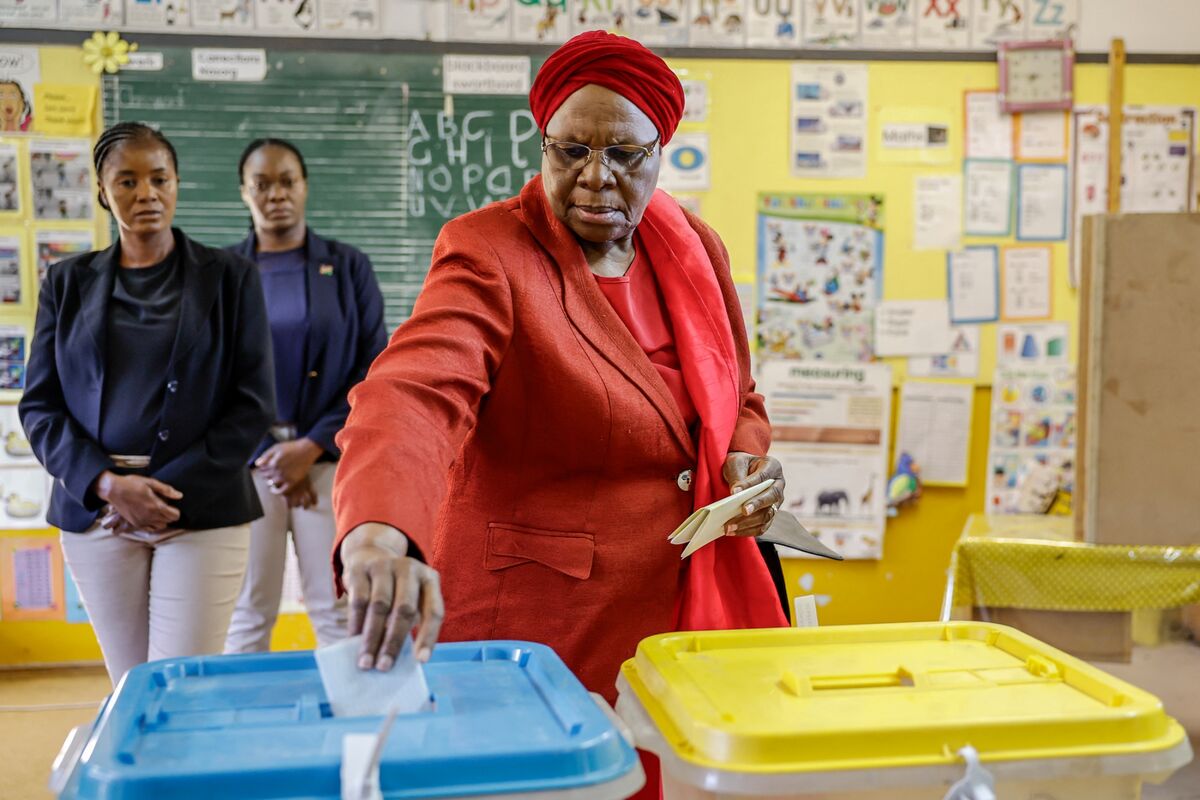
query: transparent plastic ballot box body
53 642 643 800
616 622 1191 800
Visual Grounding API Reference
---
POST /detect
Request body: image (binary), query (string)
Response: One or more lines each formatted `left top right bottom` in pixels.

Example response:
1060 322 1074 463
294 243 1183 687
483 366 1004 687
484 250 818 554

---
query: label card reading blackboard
442 55 531 96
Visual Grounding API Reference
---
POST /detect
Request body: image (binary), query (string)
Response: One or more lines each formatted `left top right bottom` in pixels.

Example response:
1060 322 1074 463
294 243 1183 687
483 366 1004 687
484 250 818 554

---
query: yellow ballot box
616 622 1192 799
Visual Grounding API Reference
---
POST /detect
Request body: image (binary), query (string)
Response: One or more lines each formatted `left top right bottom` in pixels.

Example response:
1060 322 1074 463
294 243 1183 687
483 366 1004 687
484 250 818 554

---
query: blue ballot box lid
57 642 642 800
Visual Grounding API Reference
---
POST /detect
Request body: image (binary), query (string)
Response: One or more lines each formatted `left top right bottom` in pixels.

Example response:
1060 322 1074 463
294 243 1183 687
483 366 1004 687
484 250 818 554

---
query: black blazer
228 228 387 460
19 228 276 533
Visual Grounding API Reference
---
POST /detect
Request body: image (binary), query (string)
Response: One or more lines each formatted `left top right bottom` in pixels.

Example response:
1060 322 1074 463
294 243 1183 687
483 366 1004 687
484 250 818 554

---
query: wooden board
1078 213 1200 546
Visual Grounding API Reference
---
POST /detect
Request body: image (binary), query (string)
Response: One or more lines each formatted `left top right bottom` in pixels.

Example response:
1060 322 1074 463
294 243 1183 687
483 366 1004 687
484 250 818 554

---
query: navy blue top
100 250 182 456
256 246 309 425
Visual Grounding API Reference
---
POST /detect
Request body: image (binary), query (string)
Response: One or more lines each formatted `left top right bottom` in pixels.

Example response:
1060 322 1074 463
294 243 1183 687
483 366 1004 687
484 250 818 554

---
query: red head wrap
529 31 686 145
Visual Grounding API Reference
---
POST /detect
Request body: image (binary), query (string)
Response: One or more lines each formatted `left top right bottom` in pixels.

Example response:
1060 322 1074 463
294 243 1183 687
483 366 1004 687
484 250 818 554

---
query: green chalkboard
103 48 543 326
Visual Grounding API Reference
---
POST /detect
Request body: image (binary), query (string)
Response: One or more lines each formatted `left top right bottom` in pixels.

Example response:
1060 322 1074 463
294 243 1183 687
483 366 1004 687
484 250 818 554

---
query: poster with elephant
760 360 891 560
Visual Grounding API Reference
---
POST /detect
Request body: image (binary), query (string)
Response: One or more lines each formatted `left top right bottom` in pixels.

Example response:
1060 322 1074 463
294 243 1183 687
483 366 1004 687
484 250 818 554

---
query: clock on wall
998 40 1075 113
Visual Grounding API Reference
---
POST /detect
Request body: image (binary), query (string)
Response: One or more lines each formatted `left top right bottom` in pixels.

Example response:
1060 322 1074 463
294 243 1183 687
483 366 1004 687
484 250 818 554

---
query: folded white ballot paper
315 635 432 718
669 479 777 559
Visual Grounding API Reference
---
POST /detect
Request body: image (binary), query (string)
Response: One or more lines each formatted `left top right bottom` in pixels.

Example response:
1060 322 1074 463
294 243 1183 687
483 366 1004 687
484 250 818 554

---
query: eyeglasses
246 176 304 195
541 135 660 173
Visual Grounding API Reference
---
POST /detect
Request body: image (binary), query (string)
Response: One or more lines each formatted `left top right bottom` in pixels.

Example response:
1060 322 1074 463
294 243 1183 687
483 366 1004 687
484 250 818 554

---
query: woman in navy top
224 139 388 652
20 122 275 684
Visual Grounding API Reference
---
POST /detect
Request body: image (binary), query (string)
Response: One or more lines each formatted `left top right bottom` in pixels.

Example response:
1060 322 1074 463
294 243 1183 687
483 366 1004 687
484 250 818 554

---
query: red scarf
637 191 788 631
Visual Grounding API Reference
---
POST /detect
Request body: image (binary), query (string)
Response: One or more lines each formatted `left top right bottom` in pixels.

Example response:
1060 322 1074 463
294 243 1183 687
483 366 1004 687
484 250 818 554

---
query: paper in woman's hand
669 479 776 559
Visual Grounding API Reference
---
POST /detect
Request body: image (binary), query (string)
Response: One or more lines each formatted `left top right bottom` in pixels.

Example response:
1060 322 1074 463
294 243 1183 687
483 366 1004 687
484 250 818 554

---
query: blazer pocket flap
485 524 594 580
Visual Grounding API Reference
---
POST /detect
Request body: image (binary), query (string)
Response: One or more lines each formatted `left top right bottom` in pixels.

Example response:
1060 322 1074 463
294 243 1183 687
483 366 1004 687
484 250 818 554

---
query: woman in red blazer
332 33 789 699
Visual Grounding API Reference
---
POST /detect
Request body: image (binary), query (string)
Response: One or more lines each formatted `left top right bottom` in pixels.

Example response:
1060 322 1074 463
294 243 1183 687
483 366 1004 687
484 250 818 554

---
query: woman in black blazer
223 138 387 653
19 122 275 685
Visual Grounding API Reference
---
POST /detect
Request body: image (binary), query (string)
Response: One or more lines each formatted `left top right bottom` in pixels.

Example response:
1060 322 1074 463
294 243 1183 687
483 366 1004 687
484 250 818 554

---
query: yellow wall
665 58 1200 624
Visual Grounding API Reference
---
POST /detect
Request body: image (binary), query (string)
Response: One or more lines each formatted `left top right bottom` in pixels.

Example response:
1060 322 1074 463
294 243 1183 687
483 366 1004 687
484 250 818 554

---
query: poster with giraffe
761 360 892 560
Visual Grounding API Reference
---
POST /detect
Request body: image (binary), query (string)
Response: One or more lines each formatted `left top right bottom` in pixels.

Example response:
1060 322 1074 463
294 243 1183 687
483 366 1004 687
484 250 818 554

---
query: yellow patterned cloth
947 515 1200 613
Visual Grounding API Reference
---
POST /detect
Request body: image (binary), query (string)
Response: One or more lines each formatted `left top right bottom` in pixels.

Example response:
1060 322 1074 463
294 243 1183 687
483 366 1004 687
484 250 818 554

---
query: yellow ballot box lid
617 622 1188 775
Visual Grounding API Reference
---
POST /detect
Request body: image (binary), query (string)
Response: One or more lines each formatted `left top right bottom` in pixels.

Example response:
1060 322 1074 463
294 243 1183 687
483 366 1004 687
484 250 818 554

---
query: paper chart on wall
970 0 1024 49
0 144 18 213
744 0 800 46
191 0 254 28
790 63 868 179
126 0 192 28
0 468 50 529
963 159 1013 237
29 140 93 222
875 299 952 357
0 47 39 134
681 80 708 123
1025 0 1078 39
965 91 1014 160
318 0 381 32
255 0 316 31
996 321 1068 366
628 0 689 45
1001 246 1052 320
572 0 631 35
0 0 56 23
757 192 883 363
448 0 514 41
0 234 20 306
685 0 747 47
513 0 571 42
761 360 891 560
1016 163 1067 241
35 230 93 288
0 536 64 621
60 0 125 26
1016 111 1068 162
915 0 971 50
947 246 999 323
913 173 962 251
860 0 916 48
0 404 36 466
896 379 974 486
988 364 1076 514
908 324 981 379
659 133 711 192
802 0 858 47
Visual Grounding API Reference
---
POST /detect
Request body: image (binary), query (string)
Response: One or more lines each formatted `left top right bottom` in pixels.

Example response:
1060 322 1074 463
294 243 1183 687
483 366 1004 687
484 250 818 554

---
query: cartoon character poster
860 0 916 49
687 0 747 47
512 0 570 42
987 365 1076 513
745 0 800 47
970 0 1024 49
915 0 970 50
0 48 38 134
448 0 514 42
802 0 859 47
757 193 883 364
572 0 630 35
628 0 689 45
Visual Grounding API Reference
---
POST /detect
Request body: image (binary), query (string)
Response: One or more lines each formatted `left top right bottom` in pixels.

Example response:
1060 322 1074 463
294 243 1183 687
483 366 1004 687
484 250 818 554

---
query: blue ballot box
53 642 643 800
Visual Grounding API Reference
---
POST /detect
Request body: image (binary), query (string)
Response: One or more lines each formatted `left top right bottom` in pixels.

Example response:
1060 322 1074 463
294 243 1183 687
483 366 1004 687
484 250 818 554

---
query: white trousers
224 462 347 653
60 522 251 686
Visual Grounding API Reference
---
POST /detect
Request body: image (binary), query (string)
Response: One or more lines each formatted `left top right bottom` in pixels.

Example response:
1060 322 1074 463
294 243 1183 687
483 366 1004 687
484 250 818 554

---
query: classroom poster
572 0 631 35
34 85 98 138
1025 0 1078 39
744 0 800 47
0 323 28 392
860 0 916 49
915 0 970 49
0 47 38 133
996 321 1068 365
0 404 35 466
60 0 125 26
963 159 1013 236
970 0 1024 49
802 0 859 47
964 91 1013 160
908 324 981 379
757 192 883 363
513 0 571 41
659 133 711 192
0 143 17 213
318 0 381 32
1070 106 1197 285
681 79 708 123
256 0 316 31
35 230 93 286
1016 163 1067 241
761 361 891 560
1015 111 1068 162
790 63 868 179
875 299 952 356
0 234 20 305
877 107 952 164
191 0 255 28
29 140 93 221
686 0 747 47
988 364 1076 514
912 174 961 251
947 246 999 323
126 0 191 27
896 379 974 486
0 468 50 529
1001 245 1052 320
0 0 56 23
0 536 64 620
448 0 514 42
628 0 688 45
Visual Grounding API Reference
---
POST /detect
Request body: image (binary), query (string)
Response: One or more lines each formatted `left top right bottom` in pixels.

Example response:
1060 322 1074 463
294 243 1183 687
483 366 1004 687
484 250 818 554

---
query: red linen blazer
333 179 770 700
